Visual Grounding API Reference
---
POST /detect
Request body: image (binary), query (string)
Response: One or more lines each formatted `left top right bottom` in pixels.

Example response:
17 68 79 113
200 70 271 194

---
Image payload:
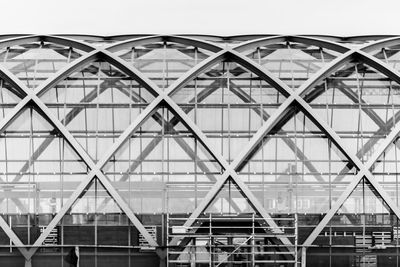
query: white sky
3 0 400 36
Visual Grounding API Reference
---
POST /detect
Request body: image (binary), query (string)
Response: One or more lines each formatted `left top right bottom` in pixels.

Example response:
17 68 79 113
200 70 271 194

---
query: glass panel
102 107 224 214
0 41 85 88
0 106 89 245
171 60 286 163
305 61 400 163
242 41 342 89
309 178 399 267
239 106 357 214
205 178 254 214
40 60 156 162
61 178 130 246
0 79 22 123
113 41 214 89
372 138 400 207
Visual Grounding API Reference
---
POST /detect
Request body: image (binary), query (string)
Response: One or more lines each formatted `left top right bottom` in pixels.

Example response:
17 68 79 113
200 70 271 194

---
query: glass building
0 34 400 267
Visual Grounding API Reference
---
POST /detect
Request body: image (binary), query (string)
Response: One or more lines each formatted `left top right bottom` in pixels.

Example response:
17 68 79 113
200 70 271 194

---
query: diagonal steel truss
0 34 400 264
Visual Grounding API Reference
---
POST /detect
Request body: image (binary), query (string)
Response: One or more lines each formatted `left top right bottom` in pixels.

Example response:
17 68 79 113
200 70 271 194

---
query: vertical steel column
209 213 212 267
301 247 306 267
252 213 255 267
166 213 169 267
295 213 298 266
4 34 400 265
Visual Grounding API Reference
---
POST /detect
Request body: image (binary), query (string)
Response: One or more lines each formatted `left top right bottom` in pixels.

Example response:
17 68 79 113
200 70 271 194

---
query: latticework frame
1 34 400 265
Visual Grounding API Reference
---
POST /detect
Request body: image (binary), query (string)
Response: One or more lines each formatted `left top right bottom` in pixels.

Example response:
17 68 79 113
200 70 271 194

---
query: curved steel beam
180 45 400 254
32 50 107 96
228 49 356 170
234 35 350 54
165 49 293 99
33 49 163 98
356 50 400 86
164 96 294 249
362 36 400 53
57 34 150 43
7 42 199 187
24 53 167 255
4 35 400 264
100 41 297 249
164 45 372 251
97 50 163 96
10 46 328 197
165 50 228 95
0 34 95 53
296 50 356 97
106 35 223 53
0 46 164 257
26 97 162 259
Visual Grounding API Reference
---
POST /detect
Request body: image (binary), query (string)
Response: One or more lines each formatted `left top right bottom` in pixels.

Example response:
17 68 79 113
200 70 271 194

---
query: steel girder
0 34 400 264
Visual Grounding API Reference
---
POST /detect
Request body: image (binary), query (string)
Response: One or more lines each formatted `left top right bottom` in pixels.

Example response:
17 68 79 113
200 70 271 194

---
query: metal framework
2 34 400 266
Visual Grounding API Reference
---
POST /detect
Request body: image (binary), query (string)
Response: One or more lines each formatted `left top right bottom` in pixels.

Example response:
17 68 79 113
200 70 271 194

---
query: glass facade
0 34 400 266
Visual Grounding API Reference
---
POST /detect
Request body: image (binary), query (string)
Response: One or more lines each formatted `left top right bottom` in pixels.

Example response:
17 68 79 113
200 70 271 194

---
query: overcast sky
3 0 400 36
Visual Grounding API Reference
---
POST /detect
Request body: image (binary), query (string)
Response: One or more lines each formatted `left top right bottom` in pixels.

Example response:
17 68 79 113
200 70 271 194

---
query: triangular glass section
169 178 297 265
239 106 358 215
171 60 287 163
0 106 90 245
241 40 342 89
308 178 398 264
58 178 133 246
0 41 85 89
113 41 214 89
40 59 156 162
305 60 400 163
0 78 23 123
102 106 224 215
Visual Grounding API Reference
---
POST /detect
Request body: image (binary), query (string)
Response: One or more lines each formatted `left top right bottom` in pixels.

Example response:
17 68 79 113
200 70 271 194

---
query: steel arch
3 35 400 267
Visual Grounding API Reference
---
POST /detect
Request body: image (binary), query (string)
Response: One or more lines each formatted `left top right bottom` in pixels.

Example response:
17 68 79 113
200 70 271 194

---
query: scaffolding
167 213 298 266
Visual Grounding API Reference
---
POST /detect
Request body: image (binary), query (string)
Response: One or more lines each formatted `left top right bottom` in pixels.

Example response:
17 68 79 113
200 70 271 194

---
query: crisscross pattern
1 34 400 263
